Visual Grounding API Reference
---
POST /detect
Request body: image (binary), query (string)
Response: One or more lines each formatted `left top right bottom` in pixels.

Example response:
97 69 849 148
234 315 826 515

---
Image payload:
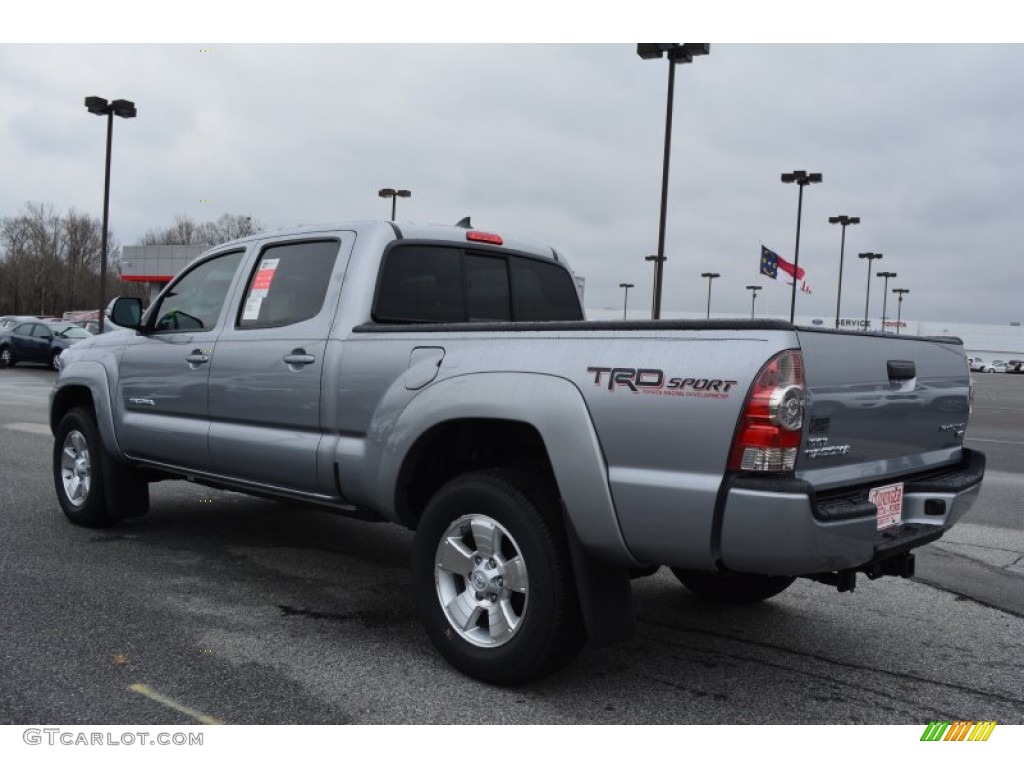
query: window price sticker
869 482 904 530
242 258 279 320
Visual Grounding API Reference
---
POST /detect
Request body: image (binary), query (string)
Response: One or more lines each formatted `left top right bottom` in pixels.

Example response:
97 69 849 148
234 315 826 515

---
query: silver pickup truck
50 220 985 684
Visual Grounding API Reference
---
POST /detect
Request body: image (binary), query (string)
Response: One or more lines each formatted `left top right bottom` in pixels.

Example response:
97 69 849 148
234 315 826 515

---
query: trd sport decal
586 367 737 399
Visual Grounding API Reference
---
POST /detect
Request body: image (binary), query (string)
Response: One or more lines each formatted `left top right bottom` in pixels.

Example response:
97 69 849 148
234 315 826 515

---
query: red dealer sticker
252 258 279 291
869 482 904 530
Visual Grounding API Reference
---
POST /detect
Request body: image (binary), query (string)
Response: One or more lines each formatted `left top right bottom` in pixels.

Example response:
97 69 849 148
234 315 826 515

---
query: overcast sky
2 38 1022 325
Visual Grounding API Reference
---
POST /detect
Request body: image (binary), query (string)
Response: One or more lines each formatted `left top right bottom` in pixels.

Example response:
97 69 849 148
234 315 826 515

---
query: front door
116 249 246 467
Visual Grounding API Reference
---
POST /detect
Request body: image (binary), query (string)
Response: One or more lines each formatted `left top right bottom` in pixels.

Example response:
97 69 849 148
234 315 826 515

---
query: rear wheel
53 407 149 527
0 345 14 368
412 469 584 685
672 568 795 604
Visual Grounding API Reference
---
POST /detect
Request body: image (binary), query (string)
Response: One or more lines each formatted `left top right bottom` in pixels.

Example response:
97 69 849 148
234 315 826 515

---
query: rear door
795 329 971 489
206 234 352 494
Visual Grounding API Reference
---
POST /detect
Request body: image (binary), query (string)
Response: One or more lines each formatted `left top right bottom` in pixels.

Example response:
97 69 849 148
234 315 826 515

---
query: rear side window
238 240 340 328
374 245 581 323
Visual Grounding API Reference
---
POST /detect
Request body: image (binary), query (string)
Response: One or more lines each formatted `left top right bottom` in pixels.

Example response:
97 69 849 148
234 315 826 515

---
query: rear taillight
729 349 806 473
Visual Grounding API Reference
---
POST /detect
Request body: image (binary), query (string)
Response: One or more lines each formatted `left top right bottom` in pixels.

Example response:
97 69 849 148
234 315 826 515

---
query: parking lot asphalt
0 365 1022 727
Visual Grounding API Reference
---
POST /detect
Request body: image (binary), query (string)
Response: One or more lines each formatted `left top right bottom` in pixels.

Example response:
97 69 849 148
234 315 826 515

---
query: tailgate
794 329 971 490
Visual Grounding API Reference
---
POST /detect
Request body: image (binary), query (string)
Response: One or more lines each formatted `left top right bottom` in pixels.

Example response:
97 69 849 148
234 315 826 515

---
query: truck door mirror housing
110 296 144 329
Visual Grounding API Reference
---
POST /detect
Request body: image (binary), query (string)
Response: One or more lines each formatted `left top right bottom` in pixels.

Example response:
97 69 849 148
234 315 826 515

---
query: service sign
870 482 904 530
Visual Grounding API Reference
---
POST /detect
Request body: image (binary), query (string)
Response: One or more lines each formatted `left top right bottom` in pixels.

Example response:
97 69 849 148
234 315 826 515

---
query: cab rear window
374 245 582 324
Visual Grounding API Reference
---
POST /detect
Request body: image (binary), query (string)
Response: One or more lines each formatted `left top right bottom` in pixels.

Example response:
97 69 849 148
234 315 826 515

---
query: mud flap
564 515 635 647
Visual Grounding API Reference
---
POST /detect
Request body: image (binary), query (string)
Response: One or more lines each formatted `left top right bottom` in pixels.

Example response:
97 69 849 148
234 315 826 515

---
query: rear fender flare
377 372 638 567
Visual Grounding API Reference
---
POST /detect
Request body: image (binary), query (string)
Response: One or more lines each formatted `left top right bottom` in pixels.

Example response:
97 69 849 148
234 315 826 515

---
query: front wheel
53 407 150 526
51 349 62 371
412 469 584 685
672 568 795 604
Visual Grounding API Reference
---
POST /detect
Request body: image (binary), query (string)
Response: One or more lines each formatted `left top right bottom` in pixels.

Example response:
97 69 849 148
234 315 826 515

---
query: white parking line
3 422 50 436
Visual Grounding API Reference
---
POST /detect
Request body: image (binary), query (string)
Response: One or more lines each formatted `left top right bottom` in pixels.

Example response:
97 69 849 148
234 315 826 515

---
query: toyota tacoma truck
50 220 985 684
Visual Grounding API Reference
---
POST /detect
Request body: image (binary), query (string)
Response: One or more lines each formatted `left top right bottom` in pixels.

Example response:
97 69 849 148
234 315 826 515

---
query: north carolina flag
760 246 812 293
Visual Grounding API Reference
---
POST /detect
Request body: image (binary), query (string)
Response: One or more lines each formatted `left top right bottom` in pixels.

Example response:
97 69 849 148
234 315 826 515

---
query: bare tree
0 205 262 316
139 213 262 247
0 202 116 316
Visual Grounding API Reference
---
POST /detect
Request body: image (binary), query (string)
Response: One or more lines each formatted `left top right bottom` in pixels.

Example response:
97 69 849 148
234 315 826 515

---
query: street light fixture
876 271 898 331
700 272 720 319
746 285 762 318
637 43 710 320
378 188 411 221
780 170 823 323
858 252 883 330
892 288 910 334
85 96 137 333
619 282 635 320
828 214 860 329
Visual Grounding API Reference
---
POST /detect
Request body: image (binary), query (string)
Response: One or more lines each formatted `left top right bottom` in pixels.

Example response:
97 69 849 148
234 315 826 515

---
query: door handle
185 350 210 367
283 350 316 368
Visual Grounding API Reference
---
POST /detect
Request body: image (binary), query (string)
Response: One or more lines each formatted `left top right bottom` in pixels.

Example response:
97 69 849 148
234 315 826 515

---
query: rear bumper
717 448 985 576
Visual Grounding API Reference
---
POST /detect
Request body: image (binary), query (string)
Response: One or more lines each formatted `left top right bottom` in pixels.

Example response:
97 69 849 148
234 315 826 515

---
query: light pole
645 254 662 315
892 288 910 334
378 188 411 220
858 252 883 330
877 271 898 331
828 214 860 329
637 43 710 320
780 170 823 323
700 272 719 319
85 96 136 333
746 285 762 318
619 282 634 320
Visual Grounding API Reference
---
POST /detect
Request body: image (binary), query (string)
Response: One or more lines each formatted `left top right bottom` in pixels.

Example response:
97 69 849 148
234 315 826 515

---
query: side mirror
110 296 144 330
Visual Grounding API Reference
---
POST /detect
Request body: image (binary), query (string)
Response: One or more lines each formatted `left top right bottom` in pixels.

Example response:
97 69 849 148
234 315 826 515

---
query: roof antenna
455 216 472 229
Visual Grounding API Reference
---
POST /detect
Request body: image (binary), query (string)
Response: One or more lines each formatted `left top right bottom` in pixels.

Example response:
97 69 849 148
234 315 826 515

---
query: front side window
151 250 245 332
237 240 340 328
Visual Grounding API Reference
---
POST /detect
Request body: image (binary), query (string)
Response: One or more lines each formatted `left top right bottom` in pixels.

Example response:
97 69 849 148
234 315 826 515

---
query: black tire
50 349 62 371
671 568 795 604
53 407 150 527
0 345 15 368
412 469 584 685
